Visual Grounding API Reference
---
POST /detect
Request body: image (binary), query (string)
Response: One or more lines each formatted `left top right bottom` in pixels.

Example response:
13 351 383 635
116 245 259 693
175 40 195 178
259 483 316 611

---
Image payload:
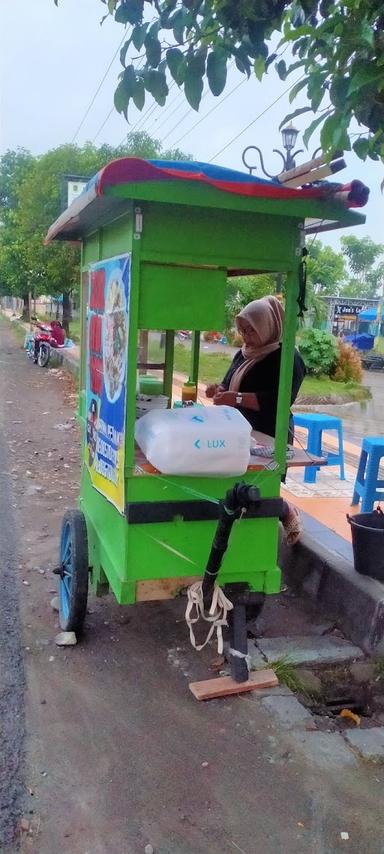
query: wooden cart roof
45 157 368 244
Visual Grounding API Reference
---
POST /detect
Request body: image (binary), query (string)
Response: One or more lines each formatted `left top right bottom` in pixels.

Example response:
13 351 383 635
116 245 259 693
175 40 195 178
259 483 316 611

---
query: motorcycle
28 320 66 368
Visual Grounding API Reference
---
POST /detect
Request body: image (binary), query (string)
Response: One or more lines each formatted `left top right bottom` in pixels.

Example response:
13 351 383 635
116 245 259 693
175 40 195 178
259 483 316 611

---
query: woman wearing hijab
206 295 305 544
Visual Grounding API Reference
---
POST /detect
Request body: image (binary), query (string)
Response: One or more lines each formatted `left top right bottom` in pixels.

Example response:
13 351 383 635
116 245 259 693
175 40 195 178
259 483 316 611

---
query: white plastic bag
134 405 251 475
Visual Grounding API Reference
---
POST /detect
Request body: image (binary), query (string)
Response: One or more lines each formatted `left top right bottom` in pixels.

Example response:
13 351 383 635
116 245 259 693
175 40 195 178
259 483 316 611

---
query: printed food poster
86 254 130 512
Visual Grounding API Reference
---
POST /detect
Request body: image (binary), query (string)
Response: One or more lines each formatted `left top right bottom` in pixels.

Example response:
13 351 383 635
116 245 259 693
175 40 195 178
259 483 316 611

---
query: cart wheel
59 510 89 634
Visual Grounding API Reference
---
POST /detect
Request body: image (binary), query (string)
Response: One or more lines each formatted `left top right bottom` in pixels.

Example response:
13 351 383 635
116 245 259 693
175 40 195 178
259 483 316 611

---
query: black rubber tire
59 510 89 634
38 343 50 367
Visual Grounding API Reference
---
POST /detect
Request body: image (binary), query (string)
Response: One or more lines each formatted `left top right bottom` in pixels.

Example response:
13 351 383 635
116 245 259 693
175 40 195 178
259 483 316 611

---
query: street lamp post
242 123 304 178
242 124 304 295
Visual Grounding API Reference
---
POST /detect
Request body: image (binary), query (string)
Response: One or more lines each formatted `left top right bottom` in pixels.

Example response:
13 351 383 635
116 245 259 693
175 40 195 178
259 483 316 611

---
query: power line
155 59 236 147
208 75 306 163
93 106 115 143
171 76 246 148
160 88 211 145
145 89 185 136
71 30 127 144
116 79 178 148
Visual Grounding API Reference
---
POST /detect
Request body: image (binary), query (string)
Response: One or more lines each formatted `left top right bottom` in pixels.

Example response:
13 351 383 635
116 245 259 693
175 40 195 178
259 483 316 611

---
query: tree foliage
225 273 276 332
0 133 192 323
340 235 384 297
60 0 384 163
306 240 346 296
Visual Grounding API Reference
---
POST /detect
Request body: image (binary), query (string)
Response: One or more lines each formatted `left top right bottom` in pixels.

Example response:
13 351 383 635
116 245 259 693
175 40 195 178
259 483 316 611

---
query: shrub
298 328 338 376
226 329 243 347
331 340 363 383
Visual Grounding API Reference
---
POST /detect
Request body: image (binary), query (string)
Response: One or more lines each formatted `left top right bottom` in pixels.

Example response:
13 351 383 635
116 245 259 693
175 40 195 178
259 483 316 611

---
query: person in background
206 295 305 544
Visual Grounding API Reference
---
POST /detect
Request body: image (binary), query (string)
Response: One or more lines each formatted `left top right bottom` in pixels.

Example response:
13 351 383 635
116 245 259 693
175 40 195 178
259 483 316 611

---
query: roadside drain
297 663 384 733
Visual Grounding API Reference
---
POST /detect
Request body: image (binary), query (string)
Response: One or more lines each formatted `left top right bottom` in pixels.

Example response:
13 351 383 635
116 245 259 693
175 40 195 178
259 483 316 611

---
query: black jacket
221 345 306 438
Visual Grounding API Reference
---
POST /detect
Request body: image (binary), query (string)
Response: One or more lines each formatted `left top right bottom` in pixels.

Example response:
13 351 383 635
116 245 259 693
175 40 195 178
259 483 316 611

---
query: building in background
321 296 380 336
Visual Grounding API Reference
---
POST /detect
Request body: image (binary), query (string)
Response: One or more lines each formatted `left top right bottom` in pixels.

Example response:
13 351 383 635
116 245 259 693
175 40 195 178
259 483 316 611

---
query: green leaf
114 65 137 118
309 81 325 112
166 47 185 85
276 59 287 80
352 138 370 161
132 77 145 111
120 40 130 67
115 0 144 25
279 107 311 131
283 24 314 42
108 0 116 12
254 55 265 82
288 77 307 104
320 113 351 154
184 55 204 110
232 45 251 77
169 8 185 44
359 19 374 48
329 77 349 109
131 22 149 51
144 32 161 68
207 49 227 96
143 69 169 106
347 67 384 96
302 111 331 149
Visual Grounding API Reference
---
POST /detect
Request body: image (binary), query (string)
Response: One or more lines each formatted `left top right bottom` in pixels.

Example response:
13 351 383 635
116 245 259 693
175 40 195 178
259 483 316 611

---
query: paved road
0 332 25 851
343 369 384 445
0 318 383 853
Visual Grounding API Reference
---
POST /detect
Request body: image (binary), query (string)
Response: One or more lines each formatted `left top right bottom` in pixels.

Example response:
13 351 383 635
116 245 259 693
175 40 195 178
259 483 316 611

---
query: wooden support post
163 330 174 399
190 330 200 386
274 265 301 468
138 330 149 375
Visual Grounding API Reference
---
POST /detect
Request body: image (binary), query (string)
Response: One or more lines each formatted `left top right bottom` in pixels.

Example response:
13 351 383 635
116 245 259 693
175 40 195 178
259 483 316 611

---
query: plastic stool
293 413 345 484
352 437 384 512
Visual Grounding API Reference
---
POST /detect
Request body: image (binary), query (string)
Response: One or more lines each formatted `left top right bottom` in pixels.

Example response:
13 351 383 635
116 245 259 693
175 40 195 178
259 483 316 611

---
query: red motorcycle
30 320 66 367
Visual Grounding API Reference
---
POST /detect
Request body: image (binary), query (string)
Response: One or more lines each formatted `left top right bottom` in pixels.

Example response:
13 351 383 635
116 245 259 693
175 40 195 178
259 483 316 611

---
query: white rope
185 581 233 655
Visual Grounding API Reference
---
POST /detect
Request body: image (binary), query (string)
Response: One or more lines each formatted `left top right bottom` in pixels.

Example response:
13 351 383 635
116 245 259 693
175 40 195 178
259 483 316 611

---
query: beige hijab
229 295 284 392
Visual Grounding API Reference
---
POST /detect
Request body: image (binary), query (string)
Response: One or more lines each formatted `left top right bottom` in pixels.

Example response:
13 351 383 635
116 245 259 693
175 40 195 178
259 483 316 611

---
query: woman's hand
213 391 260 411
213 391 237 407
205 383 224 398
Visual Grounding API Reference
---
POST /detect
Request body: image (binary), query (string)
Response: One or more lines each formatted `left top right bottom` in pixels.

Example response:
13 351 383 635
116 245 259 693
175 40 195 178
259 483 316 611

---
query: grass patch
262 656 308 694
298 375 371 403
261 656 321 700
0 312 28 344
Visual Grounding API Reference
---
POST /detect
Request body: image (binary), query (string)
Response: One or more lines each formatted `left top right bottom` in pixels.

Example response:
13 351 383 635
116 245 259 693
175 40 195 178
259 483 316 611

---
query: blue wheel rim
59 521 73 622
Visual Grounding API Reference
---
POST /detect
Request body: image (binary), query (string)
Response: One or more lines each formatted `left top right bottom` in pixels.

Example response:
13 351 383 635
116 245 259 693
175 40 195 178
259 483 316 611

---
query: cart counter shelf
134 430 326 474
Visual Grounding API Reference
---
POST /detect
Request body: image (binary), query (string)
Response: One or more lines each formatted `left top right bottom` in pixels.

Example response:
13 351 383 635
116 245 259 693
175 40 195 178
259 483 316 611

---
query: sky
1 0 383 252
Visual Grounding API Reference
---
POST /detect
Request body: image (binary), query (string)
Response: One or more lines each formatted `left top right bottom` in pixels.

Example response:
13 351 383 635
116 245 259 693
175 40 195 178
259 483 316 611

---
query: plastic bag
135 405 251 476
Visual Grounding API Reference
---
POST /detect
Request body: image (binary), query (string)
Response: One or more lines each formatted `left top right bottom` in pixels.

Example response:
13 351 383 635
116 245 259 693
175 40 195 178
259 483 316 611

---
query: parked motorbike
28 320 66 368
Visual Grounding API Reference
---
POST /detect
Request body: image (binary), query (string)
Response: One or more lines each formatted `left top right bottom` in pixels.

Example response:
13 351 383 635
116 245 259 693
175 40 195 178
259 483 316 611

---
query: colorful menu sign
86 254 130 512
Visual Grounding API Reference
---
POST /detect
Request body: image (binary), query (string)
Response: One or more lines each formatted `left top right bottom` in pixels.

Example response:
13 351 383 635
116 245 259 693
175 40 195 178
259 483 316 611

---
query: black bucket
347 509 384 582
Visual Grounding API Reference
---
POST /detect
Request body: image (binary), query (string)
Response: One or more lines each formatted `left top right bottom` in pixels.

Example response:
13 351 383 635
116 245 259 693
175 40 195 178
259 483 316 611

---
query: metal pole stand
225 583 265 683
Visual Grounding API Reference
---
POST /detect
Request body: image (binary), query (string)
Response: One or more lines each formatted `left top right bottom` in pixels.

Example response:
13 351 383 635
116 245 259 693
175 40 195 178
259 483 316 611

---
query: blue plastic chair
293 413 345 483
352 437 384 512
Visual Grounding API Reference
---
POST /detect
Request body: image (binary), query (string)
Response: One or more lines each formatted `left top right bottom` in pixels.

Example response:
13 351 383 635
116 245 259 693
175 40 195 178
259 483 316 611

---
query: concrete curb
49 348 80 379
280 532 384 656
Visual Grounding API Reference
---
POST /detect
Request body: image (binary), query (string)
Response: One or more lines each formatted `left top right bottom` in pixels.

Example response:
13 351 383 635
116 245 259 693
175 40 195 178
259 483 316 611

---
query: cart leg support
229 602 249 683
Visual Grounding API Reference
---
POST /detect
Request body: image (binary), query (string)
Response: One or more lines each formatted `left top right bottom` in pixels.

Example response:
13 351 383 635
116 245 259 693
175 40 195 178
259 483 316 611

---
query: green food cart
46 158 367 682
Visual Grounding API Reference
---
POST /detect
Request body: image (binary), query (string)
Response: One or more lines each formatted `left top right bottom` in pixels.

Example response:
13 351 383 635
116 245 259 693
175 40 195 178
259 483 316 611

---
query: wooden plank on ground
136 576 200 602
189 669 278 701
